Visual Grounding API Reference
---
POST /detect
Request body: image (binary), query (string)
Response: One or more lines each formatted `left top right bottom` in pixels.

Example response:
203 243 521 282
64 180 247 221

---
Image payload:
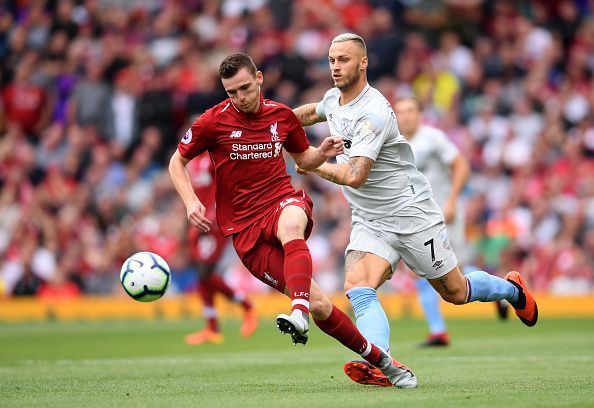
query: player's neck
404 126 420 140
339 79 368 105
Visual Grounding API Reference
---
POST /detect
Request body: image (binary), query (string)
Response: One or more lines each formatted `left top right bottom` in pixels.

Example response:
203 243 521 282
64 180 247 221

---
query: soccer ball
120 251 171 302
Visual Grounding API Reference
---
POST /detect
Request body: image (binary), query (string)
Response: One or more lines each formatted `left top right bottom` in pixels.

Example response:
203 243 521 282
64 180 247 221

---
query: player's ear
360 56 368 70
256 70 264 85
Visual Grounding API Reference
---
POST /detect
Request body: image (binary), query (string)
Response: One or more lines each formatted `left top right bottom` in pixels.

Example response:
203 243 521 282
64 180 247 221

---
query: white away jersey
316 85 432 224
407 124 460 207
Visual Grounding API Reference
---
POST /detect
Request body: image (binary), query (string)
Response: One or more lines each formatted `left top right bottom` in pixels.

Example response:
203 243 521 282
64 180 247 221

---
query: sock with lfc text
283 239 312 315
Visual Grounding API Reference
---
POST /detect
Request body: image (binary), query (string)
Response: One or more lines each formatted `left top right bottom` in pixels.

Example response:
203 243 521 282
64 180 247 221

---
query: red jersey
178 95 309 237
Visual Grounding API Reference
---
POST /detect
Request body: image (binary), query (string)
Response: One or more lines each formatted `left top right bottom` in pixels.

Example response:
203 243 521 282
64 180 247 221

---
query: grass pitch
1 317 593 408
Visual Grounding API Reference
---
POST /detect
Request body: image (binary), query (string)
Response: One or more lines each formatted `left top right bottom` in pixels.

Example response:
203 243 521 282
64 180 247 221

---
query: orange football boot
184 328 224 345
343 357 416 388
505 271 538 327
344 360 392 387
240 309 259 338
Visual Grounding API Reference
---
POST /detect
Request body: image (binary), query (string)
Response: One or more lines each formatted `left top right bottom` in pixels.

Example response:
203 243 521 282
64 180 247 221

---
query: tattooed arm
309 156 374 188
293 103 326 126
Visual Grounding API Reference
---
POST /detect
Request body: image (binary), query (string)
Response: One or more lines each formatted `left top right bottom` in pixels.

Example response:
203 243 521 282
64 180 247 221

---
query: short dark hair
218 53 257 79
394 96 422 111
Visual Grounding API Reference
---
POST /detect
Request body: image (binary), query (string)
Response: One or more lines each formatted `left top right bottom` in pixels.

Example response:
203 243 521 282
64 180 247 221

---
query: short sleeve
349 112 389 161
433 129 460 165
178 109 215 160
283 110 310 153
316 88 339 120
315 101 326 119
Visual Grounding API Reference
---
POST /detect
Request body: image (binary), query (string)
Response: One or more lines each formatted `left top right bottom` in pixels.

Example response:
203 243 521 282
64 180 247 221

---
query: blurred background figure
394 96 470 347
184 152 258 345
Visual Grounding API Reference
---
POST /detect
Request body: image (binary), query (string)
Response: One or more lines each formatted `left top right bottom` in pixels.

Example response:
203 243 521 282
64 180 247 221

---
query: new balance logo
230 130 242 138
263 272 278 287
279 197 300 209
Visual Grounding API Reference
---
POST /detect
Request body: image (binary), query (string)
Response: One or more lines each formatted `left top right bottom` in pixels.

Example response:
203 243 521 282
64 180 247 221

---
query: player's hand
443 200 456 224
295 164 310 175
187 201 212 232
319 136 344 158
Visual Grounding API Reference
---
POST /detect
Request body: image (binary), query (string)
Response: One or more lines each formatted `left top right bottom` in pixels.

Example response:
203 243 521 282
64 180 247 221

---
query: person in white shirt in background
394 97 470 346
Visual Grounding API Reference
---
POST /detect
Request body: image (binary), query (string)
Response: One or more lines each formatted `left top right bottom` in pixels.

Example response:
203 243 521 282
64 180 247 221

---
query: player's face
394 99 422 138
221 67 264 113
328 41 367 92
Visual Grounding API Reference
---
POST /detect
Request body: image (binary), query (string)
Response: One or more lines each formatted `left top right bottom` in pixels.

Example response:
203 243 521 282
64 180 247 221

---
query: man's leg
416 278 449 346
344 251 392 353
185 269 224 345
275 205 313 341
402 222 538 327
202 274 259 338
308 280 417 388
429 267 538 327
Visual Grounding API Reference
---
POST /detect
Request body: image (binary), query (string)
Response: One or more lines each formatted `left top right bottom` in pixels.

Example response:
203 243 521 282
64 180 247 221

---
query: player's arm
168 150 212 232
289 136 344 171
301 156 373 189
443 153 470 223
293 103 326 126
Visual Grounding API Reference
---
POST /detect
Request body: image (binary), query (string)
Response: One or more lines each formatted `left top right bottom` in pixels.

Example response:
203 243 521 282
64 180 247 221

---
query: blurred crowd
1 0 593 299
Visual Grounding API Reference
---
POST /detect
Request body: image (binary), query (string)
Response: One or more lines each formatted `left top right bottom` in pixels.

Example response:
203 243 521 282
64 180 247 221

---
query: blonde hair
331 33 367 55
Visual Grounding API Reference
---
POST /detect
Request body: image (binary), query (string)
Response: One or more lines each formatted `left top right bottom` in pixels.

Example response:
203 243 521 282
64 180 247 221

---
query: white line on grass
16 355 594 367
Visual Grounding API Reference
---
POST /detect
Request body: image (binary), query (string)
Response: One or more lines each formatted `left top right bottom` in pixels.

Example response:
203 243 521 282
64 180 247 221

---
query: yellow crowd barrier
0 293 592 323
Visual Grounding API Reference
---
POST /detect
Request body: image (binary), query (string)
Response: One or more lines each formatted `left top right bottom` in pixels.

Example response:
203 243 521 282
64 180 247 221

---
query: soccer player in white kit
394 97 470 347
294 33 538 387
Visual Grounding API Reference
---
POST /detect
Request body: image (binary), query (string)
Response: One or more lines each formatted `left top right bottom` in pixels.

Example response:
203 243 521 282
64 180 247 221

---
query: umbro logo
432 260 443 269
230 130 242 138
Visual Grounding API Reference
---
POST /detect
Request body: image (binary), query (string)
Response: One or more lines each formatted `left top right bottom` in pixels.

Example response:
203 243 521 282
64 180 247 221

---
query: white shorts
346 198 459 280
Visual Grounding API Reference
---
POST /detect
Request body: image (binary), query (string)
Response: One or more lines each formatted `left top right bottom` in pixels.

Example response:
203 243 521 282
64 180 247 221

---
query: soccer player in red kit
169 53 417 387
185 152 259 345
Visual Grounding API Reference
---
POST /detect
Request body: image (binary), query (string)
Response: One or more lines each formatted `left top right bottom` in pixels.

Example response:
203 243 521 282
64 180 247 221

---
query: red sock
283 239 312 315
313 305 384 367
205 275 252 310
198 279 218 332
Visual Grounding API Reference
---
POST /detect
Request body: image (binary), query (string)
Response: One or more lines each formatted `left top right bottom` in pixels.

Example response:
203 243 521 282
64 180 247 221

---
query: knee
441 288 467 305
278 219 305 241
344 274 376 292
